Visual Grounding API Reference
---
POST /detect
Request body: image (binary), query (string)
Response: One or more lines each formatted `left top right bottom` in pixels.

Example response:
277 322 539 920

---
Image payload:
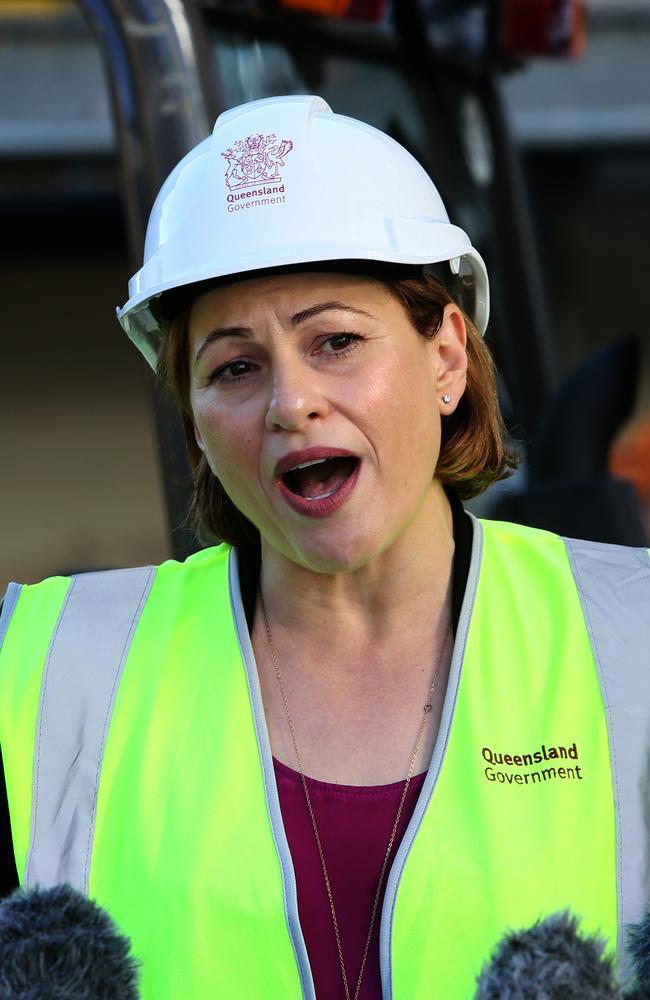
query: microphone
0 883 140 998
474 910 618 999
624 910 650 999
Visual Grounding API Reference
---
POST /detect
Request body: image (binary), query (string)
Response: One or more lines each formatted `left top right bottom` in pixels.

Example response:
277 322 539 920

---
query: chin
282 524 388 575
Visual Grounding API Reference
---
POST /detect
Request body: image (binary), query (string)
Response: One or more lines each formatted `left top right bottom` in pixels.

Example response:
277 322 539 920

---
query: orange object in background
609 414 650 544
609 334 650 543
278 0 386 20
499 0 586 58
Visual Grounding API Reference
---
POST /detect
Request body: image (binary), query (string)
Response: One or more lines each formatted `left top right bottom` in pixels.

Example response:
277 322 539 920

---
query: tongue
285 457 357 499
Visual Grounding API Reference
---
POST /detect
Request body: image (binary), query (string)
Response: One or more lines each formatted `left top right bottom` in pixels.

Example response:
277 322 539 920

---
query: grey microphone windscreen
0 883 140 999
474 910 617 999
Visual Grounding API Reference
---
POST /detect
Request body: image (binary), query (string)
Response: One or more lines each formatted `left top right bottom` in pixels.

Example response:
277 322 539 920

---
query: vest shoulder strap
24 566 155 891
564 536 650 953
0 583 23 656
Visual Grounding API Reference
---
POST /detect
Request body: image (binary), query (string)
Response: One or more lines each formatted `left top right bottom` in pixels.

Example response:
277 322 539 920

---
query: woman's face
188 272 467 572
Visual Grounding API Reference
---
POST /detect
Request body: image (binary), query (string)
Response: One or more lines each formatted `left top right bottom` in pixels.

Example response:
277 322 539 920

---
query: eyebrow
290 301 374 325
193 326 250 369
193 301 374 368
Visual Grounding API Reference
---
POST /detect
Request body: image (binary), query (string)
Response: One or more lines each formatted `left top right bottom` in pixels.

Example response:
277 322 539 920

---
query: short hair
157 272 519 547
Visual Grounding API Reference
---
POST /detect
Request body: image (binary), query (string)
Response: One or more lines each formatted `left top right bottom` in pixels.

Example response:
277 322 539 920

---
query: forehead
187 271 393 337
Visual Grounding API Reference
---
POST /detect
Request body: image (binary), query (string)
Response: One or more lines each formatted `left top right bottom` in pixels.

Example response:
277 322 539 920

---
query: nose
264 355 329 431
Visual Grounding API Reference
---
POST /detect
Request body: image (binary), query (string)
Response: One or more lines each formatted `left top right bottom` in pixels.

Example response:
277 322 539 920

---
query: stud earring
442 394 452 404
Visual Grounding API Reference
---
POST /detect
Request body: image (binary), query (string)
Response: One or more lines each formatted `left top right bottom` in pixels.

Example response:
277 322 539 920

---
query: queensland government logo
221 133 293 213
481 741 584 787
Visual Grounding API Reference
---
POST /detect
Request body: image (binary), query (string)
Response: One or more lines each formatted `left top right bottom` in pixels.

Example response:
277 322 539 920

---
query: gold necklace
259 591 451 1000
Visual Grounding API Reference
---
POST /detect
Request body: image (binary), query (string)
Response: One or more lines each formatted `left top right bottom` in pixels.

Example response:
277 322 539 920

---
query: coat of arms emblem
221 133 294 190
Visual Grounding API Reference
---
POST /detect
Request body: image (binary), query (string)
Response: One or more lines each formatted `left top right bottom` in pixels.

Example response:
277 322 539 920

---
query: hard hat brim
118 248 490 371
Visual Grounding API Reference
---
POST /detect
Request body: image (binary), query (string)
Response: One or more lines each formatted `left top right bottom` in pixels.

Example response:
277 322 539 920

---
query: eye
320 332 363 355
209 358 258 383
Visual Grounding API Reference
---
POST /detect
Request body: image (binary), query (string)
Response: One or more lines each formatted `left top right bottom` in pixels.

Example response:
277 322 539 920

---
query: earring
442 394 452 404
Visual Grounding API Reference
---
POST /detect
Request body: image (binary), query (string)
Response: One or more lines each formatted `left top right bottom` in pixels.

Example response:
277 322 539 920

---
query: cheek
372 368 441 481
362 354 439 435
192 403 260 493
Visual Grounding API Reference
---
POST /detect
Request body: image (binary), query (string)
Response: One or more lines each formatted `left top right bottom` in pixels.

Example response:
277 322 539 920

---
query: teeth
291 458 329 471
305 488 338 500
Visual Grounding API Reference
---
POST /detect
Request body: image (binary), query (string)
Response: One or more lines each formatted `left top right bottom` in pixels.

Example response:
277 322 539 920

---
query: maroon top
273 757 427 999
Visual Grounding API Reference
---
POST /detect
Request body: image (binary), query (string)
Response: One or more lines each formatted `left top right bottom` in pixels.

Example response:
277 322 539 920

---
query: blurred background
1 0 649 594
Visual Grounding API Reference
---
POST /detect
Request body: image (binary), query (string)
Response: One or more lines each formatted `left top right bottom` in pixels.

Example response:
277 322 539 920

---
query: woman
0 95 649 1000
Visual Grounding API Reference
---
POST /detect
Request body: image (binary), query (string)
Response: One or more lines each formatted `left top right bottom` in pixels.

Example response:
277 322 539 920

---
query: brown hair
157 273 518 547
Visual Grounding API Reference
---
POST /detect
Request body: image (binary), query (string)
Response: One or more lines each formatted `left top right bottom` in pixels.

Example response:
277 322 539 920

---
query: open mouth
281 456 359 500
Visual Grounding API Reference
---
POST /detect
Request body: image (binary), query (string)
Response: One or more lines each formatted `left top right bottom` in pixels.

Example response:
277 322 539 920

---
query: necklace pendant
424 703 433 713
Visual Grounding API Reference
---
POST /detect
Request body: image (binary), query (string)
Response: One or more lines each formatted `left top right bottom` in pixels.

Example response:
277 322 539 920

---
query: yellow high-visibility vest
0 517 649 999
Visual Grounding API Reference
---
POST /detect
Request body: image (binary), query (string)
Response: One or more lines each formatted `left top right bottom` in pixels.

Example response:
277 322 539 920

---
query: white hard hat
118 94 490 368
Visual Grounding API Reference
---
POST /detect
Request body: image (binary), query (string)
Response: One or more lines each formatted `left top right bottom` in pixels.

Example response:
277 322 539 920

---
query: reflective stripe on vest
27 567 155 889
0 521 648 999
564 536 650 979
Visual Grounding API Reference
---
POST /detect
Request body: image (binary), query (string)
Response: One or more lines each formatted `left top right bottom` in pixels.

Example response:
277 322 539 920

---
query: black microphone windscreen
0 883 140 999
474 910 617 999
628 912 650 986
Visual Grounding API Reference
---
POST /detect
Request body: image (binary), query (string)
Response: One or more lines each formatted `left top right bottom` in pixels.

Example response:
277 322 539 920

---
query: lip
273 447 361 518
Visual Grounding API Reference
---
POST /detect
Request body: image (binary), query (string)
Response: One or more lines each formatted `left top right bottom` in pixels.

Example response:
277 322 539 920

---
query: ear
433 303 468 414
